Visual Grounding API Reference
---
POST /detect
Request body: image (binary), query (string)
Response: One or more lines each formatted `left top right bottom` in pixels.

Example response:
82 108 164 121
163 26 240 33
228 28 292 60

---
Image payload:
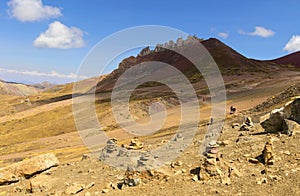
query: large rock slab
0 153 59 185
260 97 300 134
261 111 285 133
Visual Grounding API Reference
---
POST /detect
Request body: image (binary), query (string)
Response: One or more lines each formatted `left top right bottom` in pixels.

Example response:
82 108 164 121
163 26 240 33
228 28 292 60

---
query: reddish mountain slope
270 51 300 67
94 37 298 93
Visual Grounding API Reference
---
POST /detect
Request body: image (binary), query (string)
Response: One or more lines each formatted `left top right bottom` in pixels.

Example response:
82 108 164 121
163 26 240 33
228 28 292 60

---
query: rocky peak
137 46 151 57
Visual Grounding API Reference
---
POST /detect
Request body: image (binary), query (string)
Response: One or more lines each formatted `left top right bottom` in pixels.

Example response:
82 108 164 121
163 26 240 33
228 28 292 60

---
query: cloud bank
0 67 87 79
283 35 300 52
7 0 62 22
240 26 275 38
33 21 86 49
218 32 229 39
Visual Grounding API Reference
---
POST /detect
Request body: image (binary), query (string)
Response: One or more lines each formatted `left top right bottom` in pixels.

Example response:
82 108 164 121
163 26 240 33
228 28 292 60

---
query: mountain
94 37 298 93
0 80 42 96
270 51 300 67
33 81 57 89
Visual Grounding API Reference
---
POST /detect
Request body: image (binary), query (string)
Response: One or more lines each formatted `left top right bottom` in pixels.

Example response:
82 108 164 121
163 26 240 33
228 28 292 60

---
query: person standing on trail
230 105 236 114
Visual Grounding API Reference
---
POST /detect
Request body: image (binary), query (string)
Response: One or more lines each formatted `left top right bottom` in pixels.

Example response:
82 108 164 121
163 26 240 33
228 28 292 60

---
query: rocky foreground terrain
0 92 300 195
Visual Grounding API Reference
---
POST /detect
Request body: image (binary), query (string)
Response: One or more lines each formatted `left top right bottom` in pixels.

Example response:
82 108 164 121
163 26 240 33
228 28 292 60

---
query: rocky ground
1 96 300 195
1 70 300 195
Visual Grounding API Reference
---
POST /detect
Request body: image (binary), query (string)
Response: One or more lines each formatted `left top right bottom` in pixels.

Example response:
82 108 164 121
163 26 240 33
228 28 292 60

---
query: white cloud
240 26 275 38
7 0 62 22
283 35 300 52
33 21 86 49
0 67 87 79
218 32 229 39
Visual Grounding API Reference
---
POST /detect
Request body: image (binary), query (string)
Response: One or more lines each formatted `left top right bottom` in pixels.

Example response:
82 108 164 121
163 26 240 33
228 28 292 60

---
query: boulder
290 98 300 124
283 119 300 136
0 153 59 185
260 98 300 134
261 111 284 133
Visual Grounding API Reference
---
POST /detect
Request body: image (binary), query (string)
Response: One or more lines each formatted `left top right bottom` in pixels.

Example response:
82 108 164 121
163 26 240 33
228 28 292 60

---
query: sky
0 0 300 84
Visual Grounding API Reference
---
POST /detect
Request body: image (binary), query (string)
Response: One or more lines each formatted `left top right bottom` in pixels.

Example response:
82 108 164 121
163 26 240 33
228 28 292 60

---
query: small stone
174 170 182 176
102 189 109 193
210 149 218 154
110 183 118 190
206 158 217 165
209 140 219 147
85 192 91 196
221 176 231 185
174 133 184 141
269 175 280 180
147 170 155 176
116 175 124 181
283 150 291 156
232 123 240 129
81 154 92 160
206 153 217 159
86 182 95 189
257 178 268 185
181 169 186 173
221 140 230 146
243 154 251 157
171 161 183 168
192 175 199 181
248 158 260 164
127 178 140 187
65 183 85 195
245 117 254 126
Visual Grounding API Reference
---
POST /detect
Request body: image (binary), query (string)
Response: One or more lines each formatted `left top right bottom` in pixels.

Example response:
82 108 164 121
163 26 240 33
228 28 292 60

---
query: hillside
270 51 300 67
95 37 298 93
0 80 43 96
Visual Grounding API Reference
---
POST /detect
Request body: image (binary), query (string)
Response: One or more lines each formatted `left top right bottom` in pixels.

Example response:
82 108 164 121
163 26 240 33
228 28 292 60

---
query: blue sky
0 0 299 84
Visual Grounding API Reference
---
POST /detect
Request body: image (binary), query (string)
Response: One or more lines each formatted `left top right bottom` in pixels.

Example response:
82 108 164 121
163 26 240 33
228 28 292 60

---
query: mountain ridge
94 37 300 93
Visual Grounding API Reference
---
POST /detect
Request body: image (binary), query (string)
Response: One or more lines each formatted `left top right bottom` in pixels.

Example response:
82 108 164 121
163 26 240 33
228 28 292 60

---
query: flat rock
29 174 59 193
0 153 59 185
65 183 85 195
248 158 260 164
